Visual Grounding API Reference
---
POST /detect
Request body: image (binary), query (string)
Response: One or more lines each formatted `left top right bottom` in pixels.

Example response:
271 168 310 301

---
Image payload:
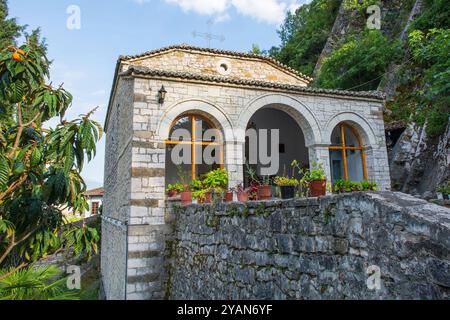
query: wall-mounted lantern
158 85 167 104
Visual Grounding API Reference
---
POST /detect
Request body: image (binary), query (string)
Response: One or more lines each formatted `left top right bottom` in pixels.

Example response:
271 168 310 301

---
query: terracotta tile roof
84 187 104 197
121 65 386 101
118 44 313 83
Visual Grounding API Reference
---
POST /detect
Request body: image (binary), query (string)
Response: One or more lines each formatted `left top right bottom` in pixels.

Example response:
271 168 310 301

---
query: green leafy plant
0 39 101 271
189 179 203 192
166 182 184 193
202 168 228 192
192 189 209 202
436 181 450 195
63 226 100 259
0 265 78 300
316 30 402 90
304 162 326 181
273 176 299 187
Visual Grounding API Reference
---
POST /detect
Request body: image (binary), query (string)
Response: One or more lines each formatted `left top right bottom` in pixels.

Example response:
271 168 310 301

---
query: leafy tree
0 0 23 49
270 0 342 76
388 28 450 136
315 30 402 90
0 40 101 272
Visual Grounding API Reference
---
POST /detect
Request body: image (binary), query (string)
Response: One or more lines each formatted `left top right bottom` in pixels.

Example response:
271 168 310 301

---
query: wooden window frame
165 115 224 179
329 123 368 181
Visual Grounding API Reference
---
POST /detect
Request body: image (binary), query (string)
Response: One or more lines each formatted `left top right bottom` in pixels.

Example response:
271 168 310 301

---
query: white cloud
164 0 229 15
133 0 310 25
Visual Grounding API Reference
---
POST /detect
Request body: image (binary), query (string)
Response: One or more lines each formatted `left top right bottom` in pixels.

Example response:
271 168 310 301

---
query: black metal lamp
158 85 167 104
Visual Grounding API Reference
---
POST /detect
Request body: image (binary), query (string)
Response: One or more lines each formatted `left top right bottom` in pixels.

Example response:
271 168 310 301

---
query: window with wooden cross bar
329 122 368 183
165 114 224 185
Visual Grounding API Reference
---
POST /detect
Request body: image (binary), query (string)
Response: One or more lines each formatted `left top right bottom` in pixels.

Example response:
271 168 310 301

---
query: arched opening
329 122 368 182
165 113 224 186
244 107 309 184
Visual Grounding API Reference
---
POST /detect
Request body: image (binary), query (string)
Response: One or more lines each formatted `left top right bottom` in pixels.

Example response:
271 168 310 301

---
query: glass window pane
195 144 221 180
331 126 342 146
344 126 360 147
346 149 364 181
329 150 344 183
165 144 192 186
169 116 192 142
194 117 215 142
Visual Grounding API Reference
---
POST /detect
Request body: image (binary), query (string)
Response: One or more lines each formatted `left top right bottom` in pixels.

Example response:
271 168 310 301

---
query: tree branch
8 102 23 160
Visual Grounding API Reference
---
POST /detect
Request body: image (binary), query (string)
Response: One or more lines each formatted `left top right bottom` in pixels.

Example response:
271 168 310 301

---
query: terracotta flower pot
204 192 213 204
167 190 178 198
180 191 192 205
237 191 248 202
224 192 234 202
257 185 272 200
309 180 326 197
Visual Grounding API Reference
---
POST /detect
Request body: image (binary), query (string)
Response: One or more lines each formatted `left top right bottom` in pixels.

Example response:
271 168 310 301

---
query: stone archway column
225 140 245 189
308 144 332 184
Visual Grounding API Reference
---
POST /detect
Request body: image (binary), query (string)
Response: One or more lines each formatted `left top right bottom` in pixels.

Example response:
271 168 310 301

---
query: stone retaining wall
165 192 450 299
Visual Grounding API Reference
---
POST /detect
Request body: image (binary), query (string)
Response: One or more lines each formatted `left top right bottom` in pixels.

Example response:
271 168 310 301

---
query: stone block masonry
164 192 450 299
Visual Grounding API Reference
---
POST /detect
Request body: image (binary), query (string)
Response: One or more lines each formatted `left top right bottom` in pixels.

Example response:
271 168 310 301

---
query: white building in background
84 187 104 218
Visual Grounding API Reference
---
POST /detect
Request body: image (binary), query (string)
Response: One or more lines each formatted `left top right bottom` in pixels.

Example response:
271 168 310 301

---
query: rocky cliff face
314 0 448 195
388 122 450 197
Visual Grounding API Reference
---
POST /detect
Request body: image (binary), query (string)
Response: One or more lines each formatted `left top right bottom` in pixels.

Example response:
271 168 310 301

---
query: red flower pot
224 192 234 202
257 185 272 200
180 191 192 205
237 191 248 202
167 190 178 198
309 180 326 197
204 192 212 204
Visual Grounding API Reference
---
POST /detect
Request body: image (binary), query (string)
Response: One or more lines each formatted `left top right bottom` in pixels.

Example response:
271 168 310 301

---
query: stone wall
165 192 450 299
101 77 134 300
127 48 309 86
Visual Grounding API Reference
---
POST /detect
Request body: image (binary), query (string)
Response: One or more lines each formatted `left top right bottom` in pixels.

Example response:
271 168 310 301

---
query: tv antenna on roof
192 19 225 48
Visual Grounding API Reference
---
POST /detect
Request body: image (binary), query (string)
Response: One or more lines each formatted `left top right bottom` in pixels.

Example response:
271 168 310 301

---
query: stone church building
101 45 391 299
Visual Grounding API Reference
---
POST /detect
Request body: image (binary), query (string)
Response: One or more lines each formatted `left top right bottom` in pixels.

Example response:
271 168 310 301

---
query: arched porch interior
244 104 310 184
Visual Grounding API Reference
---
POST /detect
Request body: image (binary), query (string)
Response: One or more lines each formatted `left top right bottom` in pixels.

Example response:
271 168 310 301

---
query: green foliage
273 176 298 187
0 0 24 49
202 168 228 192
316 30 402 90
166 182 184 193
342 0 379 11
303 162 326 181
271 0 342 76
0 39 102 267
333 180 377 193
436 181 450 194
63 226 99 259
0 265 78 300
388 28 450 136
408 0 450 32
189 179 203 192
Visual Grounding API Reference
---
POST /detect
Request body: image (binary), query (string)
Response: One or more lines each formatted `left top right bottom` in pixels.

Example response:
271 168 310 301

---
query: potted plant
274 176 298 199
291 160 309 198
180 185 192 205
436 182 450 200
183 179 202 205
166 182 184 197
236 184 248 202
305 162 327 197
224 187 234 202
193 188 211 204
333 179 346 194
203 169 229 202
361 181 378 191
257 175 272 200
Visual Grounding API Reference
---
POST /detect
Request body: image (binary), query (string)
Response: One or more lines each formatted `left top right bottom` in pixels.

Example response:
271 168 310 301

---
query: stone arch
157 99 234 142
237 94 321 147
324 112 378 148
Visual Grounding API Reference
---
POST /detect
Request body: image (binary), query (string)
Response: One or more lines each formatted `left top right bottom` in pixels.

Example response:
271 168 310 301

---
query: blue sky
8 0 308 189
